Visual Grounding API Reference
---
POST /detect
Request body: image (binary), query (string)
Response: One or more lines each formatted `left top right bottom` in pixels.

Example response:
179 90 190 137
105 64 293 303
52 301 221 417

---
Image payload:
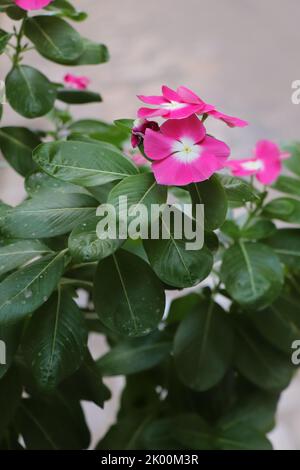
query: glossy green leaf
68 216 123 263
218 175 259 205
0 251 66 325
221 242 284 310
174 299 234 391
215 425 272 450
234 319 294 391
0 239 52 276
93 250 165 337
283 142 300 177
68 38 109 65
68 120 130 148
263 197 300 223
6 66 57 119
24 16 83 65
33 140 137 187
0 367 22 438
22 290 87 390
167 293 201 324
188 175 228 230
57 89 102 104
242 218 276 240
1 192 98 239
97 331 171 376
25 171 89 197
265 228 300 271
0 127 40 176
273 175 300 197
46 0 87 22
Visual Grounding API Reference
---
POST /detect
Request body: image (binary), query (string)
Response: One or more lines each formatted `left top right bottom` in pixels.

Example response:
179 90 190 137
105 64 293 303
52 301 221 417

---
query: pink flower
227 140 290 185
14 0 52 10
131 118 160 148
64 74 90 91
131 153 149 167
143 115 230 186
137 85 248 127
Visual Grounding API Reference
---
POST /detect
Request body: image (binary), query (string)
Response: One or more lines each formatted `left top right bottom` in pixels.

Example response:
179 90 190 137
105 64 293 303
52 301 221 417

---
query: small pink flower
64 74 90 91
137 85 248 127
131 118 160 148
227 140 290 185
143 114 230 186
14 0 52 10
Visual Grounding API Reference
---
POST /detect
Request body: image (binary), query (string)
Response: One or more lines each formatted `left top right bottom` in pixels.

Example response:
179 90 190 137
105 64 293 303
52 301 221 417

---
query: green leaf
24 16 84 65
167 293 201 324
218 175 259 206
61 351 111 408
0 366 22 439
188 175 228 230
143 207 213 288
33 140 137 187
249 291 300 354
0 127 40 176
19 394 90 450
174 299 234 391
1 192 98 239
215 425 272 450
46 0 87 22
57 88 102 104
68 120 129 148
68 216 123 263
283 142 300 177
114 119 134 131
0 251 66 325
25 171 89 197
97 412 150 450
264 197 300 223
5 5 26 20
241 218 276 240
68 38 109 65
273 175 300 197
221 242 284 310
93 250 165 337
234 319 294 391
0 29 12 55
265 228 300 272
0 239 52 276
6 65 57 119
22 290 87 390
97 330 171 376
0 321 23 379
107 172 167 234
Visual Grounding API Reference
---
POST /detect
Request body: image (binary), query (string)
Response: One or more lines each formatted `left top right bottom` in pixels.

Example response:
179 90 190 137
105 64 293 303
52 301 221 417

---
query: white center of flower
161 100 186 110
172 137 201 163
241 159 264 171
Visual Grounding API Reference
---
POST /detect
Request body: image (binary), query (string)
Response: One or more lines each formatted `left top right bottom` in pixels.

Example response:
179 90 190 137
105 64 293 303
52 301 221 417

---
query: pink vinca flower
64 74 90 91
138 85 248 127
131 118 160 148
144 115 230 186
14 0 52 10
227 140 290 185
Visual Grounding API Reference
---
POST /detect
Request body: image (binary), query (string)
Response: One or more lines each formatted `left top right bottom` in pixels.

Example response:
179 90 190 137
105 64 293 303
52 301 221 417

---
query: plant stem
13 19 26 66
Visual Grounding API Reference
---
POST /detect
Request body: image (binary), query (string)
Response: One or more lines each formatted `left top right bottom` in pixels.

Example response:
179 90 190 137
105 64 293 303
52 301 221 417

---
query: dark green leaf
167 293 201 324
57 88 102 104
221 242 284 310
283 142 300 177
263 197 300 223
0 239 52 276
0 321 23 379
265 228 300 272
1 192 98 238
22 290 87 390
215 425 272 450
25 171 89 197
68 38 109 65
6 65 56 118
33 140 137 187
0 127 40 176
0 366 22 439
24 16 83 65
0 251 66 325
68 120 129 147
174 299 234 391
0 29 12 55
273 175 300 197
218 175 259 206
93 250 165 337
97 330 171 376
242 218 276 240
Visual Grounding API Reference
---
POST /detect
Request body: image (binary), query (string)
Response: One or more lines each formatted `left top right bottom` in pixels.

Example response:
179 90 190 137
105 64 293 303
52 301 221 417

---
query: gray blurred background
1 0 300 449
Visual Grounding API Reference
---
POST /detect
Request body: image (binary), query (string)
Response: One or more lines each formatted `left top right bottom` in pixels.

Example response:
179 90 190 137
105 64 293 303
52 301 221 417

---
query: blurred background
1 0 300 449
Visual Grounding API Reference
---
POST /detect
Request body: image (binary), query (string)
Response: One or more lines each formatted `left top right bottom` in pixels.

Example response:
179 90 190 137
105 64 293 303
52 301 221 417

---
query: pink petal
209 110 248 128
64 74 90 90
164 103 208 119
200 135 231 160
160 115 206 143
257 159 281 185
137 107 167 119
226 159 258 177
137 95 167 105
176 85 203 104
144 129 174 161
162 85 181 102
255 140 280 161
15 0 52 9
280 151 291 161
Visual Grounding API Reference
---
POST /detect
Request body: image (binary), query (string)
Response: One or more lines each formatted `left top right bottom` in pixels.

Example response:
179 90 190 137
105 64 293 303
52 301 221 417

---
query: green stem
60 277 93 290
13 19 26 66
